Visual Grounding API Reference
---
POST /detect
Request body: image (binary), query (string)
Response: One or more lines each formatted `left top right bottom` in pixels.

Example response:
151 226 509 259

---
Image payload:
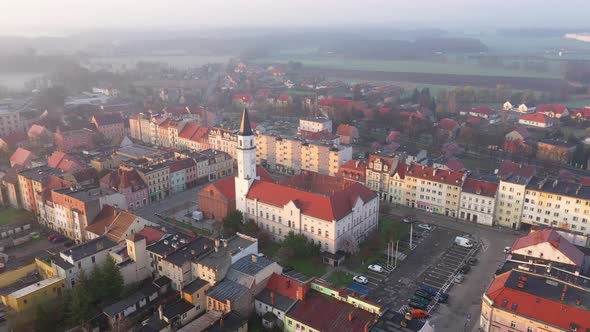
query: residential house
518 113 554 128
177 311 247 332
571 108 590 121
438 118 460 139
503 128 531 155
51 186 127 243
100 165 149 210
182 278 211 315
17 166 70 213
206 279 251 318
255 273 309 330
47 151 86 174
208 127 238 159
102 279 167 327
146 232 198 280
495 174 533 230
225 254 282 294
459 176 498 226
169 158 197 194
91 113 125 143
194 149 234 182
0 166 22 208
54 128 95 152
536 139 576 164
158 236 213 291
50 236 118 288
137 162 171 203
192 234 259 286
460 107 499 123
537 104 569 119
27 124 53 147
9 147 37 168
85 205 155 242
366 153 397 200
337 159 367 184
335 124 359 144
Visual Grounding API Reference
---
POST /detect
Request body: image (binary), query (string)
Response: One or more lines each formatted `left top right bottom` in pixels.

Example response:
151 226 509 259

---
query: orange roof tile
87 205 139 242
406 164 464 186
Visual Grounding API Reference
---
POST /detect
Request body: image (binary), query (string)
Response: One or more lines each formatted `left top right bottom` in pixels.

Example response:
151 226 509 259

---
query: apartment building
91 113 125 143
194 149 234 182
366 153 397 199
256 134 352 176
521 177 590 235
297 117 333 134
54 128 95 153
99 165 149 210
129 113 161 145
51 186 127 243
169 158 198 194
17 166 70 213
0 101 25 137
208 127 238 159
136 162 170 203
495 174 532 229
177 122 210 151
404 164 465 217
459 177 499 226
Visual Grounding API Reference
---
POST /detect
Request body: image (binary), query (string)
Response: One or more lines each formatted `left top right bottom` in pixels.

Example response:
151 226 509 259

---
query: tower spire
239 108 253 136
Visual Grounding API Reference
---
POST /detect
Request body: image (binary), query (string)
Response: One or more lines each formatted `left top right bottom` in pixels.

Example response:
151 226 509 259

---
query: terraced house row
339 152 590 236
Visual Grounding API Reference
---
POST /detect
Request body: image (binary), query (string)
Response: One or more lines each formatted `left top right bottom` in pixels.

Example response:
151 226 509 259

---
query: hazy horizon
4 0 590 37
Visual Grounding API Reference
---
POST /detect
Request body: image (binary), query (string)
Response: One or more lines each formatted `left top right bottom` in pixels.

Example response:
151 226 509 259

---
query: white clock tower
235 108 257 217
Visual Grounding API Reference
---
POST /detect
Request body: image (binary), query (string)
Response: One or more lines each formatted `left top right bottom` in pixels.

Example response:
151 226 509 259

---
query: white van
454 236 474 248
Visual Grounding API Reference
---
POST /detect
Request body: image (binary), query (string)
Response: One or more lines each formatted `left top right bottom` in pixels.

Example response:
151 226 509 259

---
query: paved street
380 204 520 332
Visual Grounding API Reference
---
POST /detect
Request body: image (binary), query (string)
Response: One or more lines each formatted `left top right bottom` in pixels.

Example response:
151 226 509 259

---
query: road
135 185 203 220
382 203 520 332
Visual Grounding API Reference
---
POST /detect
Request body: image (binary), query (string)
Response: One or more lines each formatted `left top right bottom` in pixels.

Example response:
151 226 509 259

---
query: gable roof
536 104 568 115
511 229 584 267
406 164 464 186
178 122 200 139
469 107 497 116
10 148 36 167
519 112 551 124
92 113 123 126
204 176 236 200
246 178 376 221
445 158 465 172
438 118 459 131
100 166 146 191
336 124 357 137
265 273 304 300
169 158 196 173
27 124 48 138
462 178 498 197
86 205 140 242
497 161 536 178
137 226 166 245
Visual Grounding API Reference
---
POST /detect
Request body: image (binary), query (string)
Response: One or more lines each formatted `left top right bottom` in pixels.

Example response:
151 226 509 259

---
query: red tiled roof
246 178 376 221
0 131 27 147
368 154 396 168
286 291 376 332
190 126 210 142
10 148 36 167
537 104 568 115
137 226 166 245
87 205 140 242
438 118 459 131
92 113 123 126
519 112 550 124
571 108 590 119
178 122 200 139
336 124 356 137
27 125 47 138
256 166 273 182
277 94 290 102
337 160 367 183
169 158 196 173
378 107 392 114
392 163 408 179
406 164 464 186
497 161 536 178
100 167 146 191
466 116 482 124
486 271 590 331
511 229 584 267
211 176 235 200
462 178 498 197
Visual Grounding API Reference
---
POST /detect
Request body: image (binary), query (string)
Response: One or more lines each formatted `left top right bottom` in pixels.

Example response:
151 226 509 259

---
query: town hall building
234 109 379 255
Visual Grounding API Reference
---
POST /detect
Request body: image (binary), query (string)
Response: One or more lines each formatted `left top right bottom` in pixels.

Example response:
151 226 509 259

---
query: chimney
215 239 220 248
296 286 305 301
348 311 354 322
270 291 275 306
223 240 227 248
191 249 196 256
158 305 163 320
252 254 257 263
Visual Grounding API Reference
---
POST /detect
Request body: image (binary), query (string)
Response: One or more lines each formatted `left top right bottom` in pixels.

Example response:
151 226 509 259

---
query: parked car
460 265 471 274
417 223 432 231
414 290 434 300
418 285 438 295
403 215 415 223
454 274 465 283
353 275 369 284
454 236 474 248
48 233 60 241
408 309 429 319
438 292 449 303
411 296 430 305
50 235 66 243
467 257 478 265
408 301 427 310
30 232 40 239
368 264 384 273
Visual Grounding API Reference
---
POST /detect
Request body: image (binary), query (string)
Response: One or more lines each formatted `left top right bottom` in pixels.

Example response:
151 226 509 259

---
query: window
527 327 533 332
510 321 516 328
91 256 95 263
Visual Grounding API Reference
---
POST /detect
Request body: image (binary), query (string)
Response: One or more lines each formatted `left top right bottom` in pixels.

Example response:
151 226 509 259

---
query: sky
3 0 590 36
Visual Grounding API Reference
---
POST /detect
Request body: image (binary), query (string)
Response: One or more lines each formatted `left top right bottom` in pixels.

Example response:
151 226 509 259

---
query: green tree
88 266 106 304
65 271 93 326
281 231 320 259
223 210 243 236
35 304 53 332
101 256 124 302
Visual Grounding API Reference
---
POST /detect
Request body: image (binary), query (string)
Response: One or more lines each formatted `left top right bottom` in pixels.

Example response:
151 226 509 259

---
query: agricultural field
85 54 233 70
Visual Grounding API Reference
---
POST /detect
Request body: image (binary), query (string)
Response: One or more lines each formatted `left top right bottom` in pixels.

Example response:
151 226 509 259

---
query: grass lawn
284 257 326 277
0 209 33 225
326 271 353 288
561 126 588 139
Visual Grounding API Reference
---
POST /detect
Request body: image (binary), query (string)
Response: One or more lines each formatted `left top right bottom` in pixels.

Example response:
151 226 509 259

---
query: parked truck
454 236 474 248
